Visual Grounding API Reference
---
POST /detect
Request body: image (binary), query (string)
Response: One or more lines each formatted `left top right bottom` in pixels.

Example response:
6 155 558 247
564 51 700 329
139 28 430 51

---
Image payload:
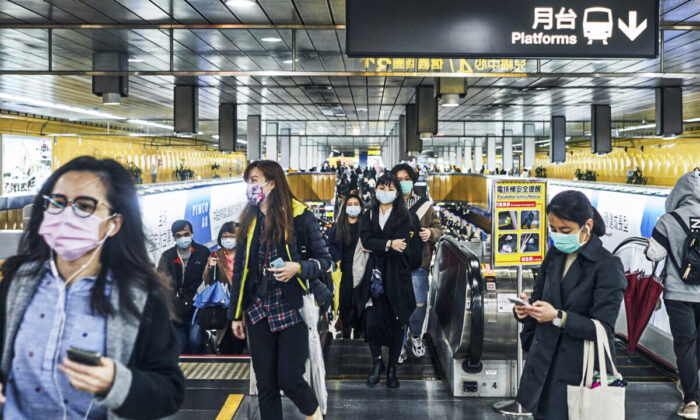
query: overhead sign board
347 0 658 59
491 180 547 267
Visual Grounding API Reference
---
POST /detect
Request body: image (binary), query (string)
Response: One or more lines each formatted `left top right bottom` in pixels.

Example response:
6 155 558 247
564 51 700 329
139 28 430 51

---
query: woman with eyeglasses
0 156 184 419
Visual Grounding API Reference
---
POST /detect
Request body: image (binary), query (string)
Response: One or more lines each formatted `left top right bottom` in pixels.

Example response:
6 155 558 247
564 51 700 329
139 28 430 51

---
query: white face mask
221 238 236 250
346 205 362 218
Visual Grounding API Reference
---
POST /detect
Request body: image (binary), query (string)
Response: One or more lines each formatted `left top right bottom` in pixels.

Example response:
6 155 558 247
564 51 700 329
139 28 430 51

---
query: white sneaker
678 401 698 419
398 346 407 364
409 335 426 358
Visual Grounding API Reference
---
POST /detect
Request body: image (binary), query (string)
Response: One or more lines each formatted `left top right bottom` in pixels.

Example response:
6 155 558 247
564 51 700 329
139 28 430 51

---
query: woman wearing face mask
0 156 184 419
328 193 364 339
514 190 626 419
228 160 330 420
355 173 416 389
202 222 245 354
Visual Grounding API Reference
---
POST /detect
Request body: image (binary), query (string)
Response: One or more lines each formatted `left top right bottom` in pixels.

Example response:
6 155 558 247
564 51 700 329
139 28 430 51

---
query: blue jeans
408 268 429 336
175 321 205 354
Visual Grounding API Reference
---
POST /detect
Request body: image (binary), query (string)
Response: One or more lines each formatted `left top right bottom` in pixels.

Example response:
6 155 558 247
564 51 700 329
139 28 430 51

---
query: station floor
174 338 683 420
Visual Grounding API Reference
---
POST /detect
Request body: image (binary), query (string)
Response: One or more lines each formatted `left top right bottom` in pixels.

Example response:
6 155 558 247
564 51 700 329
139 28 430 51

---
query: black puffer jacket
228 201 332 321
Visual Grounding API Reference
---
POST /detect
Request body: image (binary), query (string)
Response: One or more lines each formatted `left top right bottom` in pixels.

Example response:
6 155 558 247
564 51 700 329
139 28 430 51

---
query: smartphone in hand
269 257 285 269
66 346 101 366
507 297 532 307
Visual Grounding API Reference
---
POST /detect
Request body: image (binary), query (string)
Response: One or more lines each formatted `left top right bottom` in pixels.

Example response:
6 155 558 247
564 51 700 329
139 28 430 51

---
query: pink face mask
38 210 116 262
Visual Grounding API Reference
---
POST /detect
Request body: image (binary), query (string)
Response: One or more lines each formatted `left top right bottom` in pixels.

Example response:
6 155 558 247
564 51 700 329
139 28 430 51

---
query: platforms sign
346 0 658 58
491 180 547 267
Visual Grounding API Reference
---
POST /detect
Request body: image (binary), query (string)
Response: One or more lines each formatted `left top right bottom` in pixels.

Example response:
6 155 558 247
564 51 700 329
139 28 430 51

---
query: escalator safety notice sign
492 180 547 267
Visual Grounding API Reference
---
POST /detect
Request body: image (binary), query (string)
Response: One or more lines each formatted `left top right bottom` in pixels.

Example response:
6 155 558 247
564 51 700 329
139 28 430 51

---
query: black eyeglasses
43 194 112 218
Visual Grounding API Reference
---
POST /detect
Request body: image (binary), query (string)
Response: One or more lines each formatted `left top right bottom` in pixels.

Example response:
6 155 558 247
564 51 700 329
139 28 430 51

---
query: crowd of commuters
0 151 698 420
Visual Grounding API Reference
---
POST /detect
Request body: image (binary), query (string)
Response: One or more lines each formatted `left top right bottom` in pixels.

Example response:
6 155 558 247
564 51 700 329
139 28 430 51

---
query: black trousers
247 318 318 419
665 299 700 404
338 270 354 329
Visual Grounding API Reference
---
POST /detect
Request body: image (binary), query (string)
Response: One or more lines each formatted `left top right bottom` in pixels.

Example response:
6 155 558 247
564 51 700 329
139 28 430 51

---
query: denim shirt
4 262 112 420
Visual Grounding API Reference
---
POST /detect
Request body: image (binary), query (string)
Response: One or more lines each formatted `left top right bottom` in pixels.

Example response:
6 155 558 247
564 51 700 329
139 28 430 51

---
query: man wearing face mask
157 220 210 354
391 164 443 361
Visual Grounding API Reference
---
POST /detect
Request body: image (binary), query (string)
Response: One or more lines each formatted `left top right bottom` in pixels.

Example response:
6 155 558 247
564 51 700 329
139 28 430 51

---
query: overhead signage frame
347 0 658 59
491 179 548 268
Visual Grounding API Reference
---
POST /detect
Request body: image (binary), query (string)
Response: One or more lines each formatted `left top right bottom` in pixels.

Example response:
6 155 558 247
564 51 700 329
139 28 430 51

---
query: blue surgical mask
176 236 192 249
376 190 396 204
550 225 589 254
346 205 362 218
400 180 414 195
221 238 236 250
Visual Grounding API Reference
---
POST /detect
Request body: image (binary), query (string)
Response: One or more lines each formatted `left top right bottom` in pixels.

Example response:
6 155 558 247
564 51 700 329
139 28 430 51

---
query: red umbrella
624 271 664 354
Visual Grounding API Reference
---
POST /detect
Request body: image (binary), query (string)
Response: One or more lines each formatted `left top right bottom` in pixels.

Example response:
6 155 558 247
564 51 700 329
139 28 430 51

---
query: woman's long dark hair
546 190 606 236
237 160 297 246
335 193 362 247
1 156 171 319
373 173 409 225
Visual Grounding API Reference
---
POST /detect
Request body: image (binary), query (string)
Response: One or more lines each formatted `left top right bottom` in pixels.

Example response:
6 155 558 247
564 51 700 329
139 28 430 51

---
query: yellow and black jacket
228 200 332 321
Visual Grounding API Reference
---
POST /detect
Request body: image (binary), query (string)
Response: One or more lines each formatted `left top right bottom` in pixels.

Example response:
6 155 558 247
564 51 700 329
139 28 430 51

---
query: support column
290 136 300 170
266 122 278 162
523 123 536 169
300 138 308 170
474 139 484 172
503 129 513 174
464 144 472 172
280 128 291 169
456 146 463 171
486 137 496 172
246 115 261 162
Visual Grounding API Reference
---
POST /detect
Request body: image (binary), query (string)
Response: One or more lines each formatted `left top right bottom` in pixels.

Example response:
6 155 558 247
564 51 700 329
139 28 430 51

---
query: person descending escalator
391 163 443 361
228 160 329 420
201 222 246 355
0 156 185 419
514 190 626 419
355 173 416 389
328 192 364 339
157 219 210 355
645 170 700 419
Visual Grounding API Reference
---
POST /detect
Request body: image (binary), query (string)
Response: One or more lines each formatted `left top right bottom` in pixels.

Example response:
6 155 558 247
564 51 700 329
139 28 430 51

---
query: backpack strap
664 212 691 276
414 200 432 221
670 212 692 236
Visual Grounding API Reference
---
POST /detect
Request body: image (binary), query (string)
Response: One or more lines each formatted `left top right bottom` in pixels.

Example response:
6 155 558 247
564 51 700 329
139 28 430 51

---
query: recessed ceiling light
261 37 282 43
283 59 300 64
127 119 174 130
128 58 144 63
226 0 256 8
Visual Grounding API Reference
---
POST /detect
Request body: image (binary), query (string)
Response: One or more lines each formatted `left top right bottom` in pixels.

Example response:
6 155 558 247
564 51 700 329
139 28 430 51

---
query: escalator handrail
434 236 485 367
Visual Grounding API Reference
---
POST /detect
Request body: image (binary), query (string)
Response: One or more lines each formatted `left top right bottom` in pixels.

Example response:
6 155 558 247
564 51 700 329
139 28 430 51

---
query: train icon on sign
583 7 613 45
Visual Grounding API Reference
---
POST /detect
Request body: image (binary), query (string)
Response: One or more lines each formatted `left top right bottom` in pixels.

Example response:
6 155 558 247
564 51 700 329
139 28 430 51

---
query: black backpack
667 212 700 284
293 211 335 307
406 198 430 270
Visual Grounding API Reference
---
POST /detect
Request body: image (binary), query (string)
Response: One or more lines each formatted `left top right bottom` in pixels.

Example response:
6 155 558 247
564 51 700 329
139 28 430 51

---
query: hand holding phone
508 297 532 307
66 346 102 366
270 257 285 269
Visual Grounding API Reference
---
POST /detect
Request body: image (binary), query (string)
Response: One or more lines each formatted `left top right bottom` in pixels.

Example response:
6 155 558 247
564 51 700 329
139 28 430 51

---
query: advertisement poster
547 182 667 252
140 181 247 264
492 180 547 267
1 135 53 196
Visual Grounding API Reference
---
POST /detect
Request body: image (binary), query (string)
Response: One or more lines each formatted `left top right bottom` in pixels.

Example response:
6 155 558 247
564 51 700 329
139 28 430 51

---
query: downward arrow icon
618 11 648 41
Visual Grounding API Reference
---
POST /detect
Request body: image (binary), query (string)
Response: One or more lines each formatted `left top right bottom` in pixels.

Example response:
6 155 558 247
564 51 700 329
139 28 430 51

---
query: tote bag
567 319 625 420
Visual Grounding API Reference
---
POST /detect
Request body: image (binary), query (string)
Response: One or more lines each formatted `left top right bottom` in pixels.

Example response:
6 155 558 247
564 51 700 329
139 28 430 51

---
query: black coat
516 235 626 419
157 242 210 301
356 206 416 324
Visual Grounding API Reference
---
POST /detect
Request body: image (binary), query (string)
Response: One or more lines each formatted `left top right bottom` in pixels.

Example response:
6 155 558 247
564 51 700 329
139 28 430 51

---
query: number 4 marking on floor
618 11 648 41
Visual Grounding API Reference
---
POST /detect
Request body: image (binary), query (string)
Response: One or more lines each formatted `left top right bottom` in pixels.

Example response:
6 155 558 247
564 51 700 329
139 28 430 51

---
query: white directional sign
618 11 648 41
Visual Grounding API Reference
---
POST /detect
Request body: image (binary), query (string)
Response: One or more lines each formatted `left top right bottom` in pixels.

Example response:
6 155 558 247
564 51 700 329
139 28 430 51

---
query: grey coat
516 235 626 419
0 261 184 420
647 170 700 301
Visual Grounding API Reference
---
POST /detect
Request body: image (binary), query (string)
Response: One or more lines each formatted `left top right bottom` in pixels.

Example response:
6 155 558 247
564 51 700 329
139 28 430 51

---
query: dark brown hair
335 193 362 247
237 160 296 246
